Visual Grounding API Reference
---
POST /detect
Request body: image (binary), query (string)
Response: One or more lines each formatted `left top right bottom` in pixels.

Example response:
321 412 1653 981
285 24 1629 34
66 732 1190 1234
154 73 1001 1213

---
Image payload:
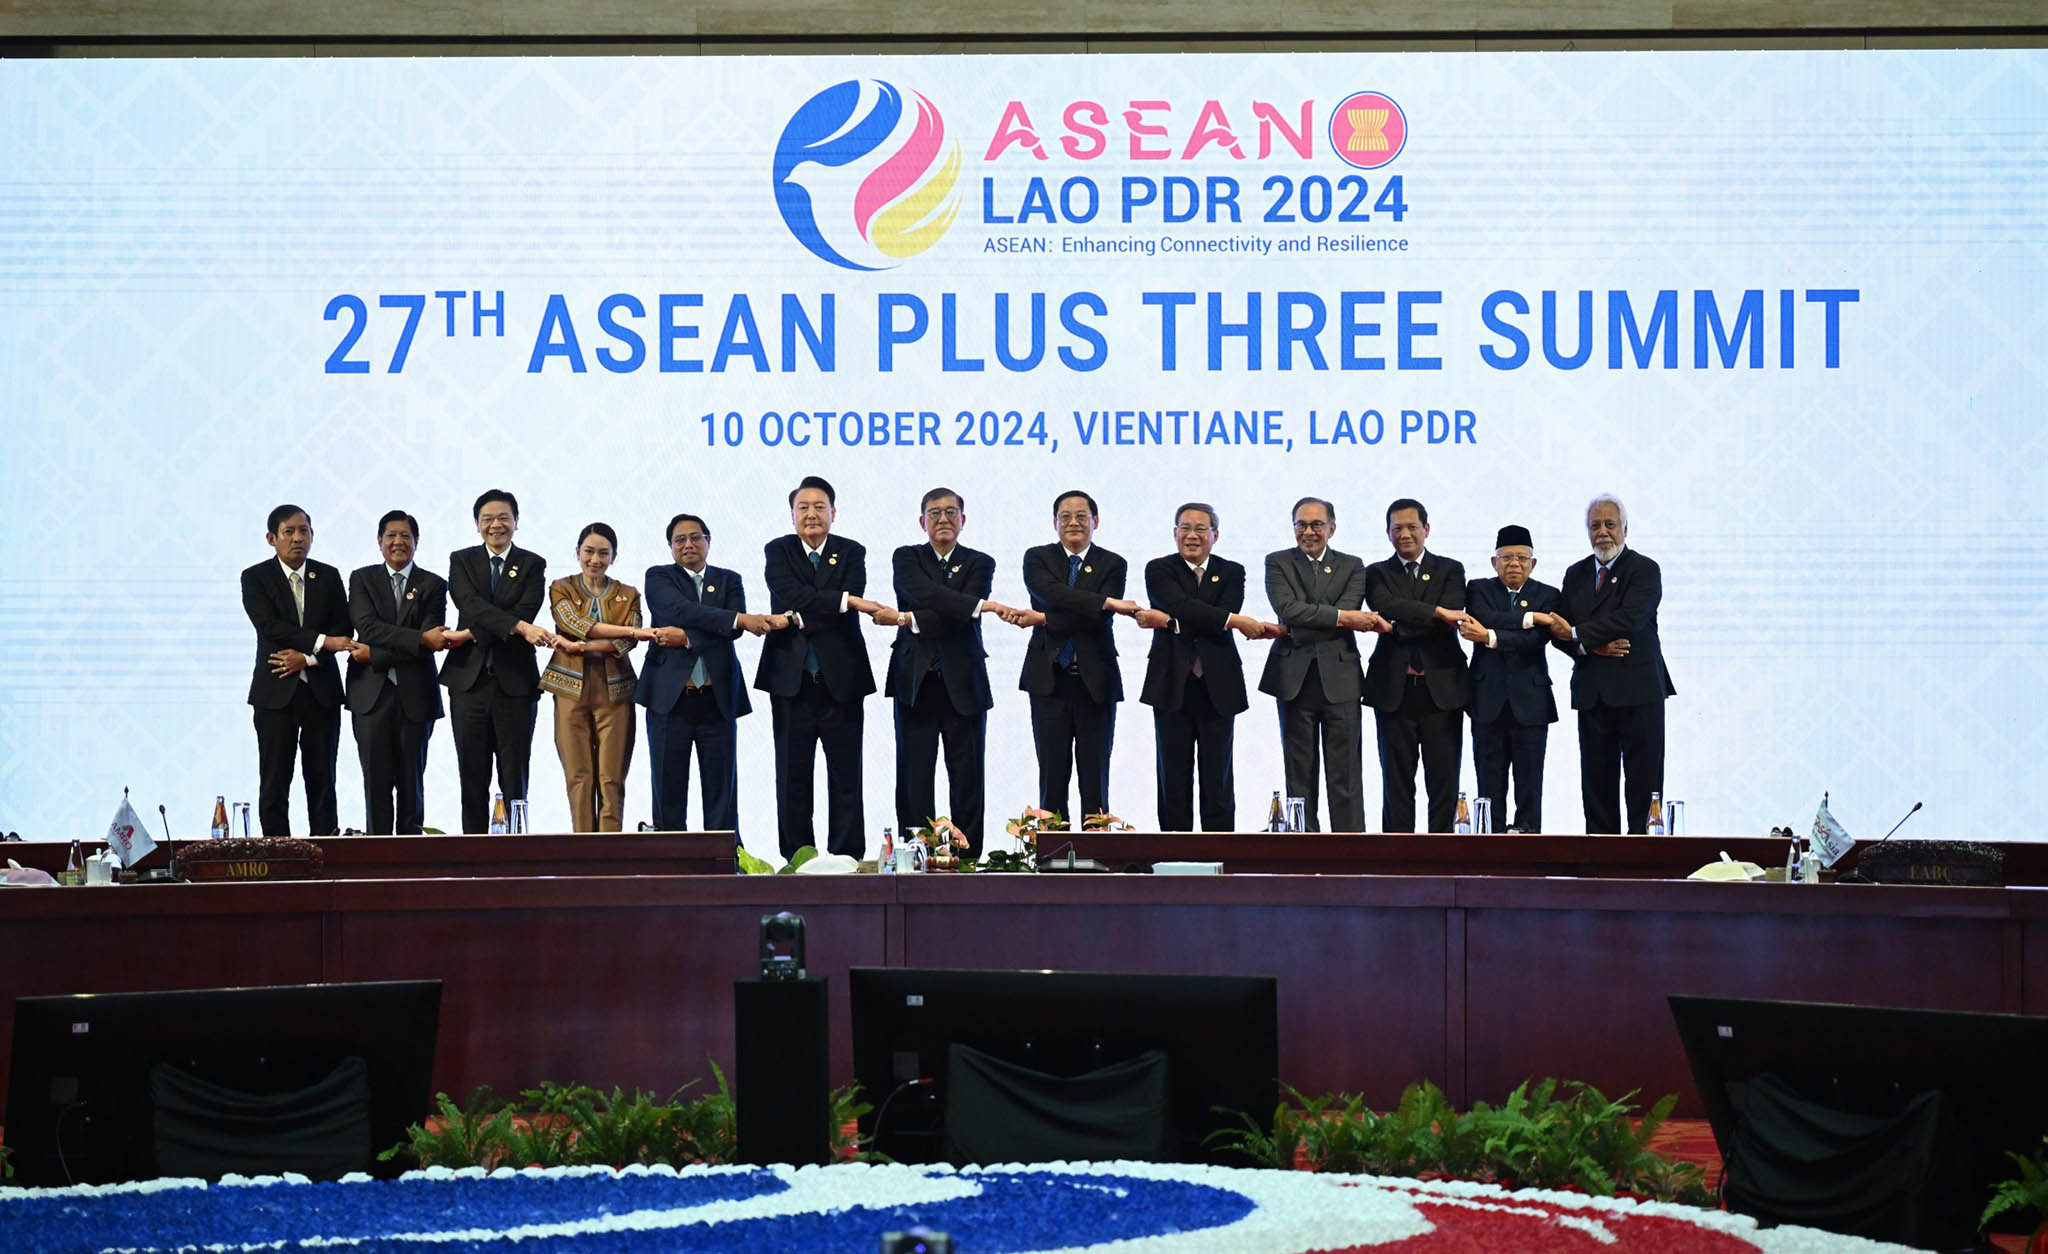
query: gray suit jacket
1257 546 1367 702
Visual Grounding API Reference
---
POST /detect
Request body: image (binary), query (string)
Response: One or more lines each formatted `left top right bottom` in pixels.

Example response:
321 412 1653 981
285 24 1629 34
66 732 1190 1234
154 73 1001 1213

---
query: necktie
688 572 709 687
386 570 405 684
804 549 822 676
1402 562 1425 673
288 570 309 684
1595 563 1609 593
485 554 505 669
1190 565 1206 678
1057 553 1082 669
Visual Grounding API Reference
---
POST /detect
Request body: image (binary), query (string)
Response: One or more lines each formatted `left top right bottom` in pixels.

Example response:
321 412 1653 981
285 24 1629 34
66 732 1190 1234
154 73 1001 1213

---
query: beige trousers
554 692 635 832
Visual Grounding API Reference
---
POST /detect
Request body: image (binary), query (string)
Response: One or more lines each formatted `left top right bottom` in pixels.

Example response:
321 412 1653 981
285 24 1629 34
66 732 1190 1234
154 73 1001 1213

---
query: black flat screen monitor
1669 993 2048 1235
5 980 441 1186
850 967 1276 1165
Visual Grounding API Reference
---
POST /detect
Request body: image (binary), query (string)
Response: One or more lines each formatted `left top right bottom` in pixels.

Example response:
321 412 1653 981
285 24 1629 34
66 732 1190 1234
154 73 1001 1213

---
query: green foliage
829 1082 883 1161
556 1086 684 1167
379 1086 517 1170
1211 1077 1714 1206
666 1060 738 1166
382 1063 865 1172
1 1141 14 1179
780 845 819 874
1982 1135 2048 1229
976 849 1036 873
1471 1078 1640 1194
1206 1094 1306 1170
502 1081 587 1167
735 845 774 875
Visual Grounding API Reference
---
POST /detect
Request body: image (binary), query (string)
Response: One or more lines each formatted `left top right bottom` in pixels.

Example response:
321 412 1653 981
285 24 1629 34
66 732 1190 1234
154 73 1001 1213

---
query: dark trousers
253 685 340 837
770 679 864 859
1578 699 1666 834
894 677 987 855
449 678 538 834
351 683 433 835
1030 667 1115 822
1376 678 1464 833
1471 711 1549 833
1274 664 1363 833
647 691 739 833
1153 676 1236 832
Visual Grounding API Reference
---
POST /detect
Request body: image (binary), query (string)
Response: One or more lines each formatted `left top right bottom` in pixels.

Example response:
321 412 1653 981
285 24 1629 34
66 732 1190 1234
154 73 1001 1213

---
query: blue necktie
1056 552 1082 668
804 549 822 676
688 571 709 687
490 553 504 593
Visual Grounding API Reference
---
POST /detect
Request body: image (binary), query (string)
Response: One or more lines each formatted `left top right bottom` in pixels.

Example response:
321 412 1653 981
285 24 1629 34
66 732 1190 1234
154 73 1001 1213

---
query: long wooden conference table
4 832 2043 1122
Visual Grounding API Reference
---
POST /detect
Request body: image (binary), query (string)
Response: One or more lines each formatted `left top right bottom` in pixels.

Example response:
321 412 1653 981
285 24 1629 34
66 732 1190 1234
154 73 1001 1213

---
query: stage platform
6 833 2045 1132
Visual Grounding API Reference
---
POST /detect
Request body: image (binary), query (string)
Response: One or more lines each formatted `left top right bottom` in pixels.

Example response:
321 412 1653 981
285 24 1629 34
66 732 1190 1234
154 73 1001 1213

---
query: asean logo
773 80 964 271
1329 91 1408 170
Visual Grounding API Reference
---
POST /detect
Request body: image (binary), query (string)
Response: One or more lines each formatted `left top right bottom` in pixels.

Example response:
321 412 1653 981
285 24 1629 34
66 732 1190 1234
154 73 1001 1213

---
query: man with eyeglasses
1456 525 1563 834
641 513 785 835
1004 489 1136 823
443 489 550 835
1257 496 1387 832
874 488 1019 856
1135 503 1281 831
1544 494 1675 834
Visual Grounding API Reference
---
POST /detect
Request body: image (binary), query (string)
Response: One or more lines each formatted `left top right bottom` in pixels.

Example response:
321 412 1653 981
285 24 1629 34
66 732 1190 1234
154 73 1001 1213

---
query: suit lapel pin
306 569 316 580
405 588 417 601
1083 565 1093 574
705 584 716 593
1323 565 1332 574
951 564 961 574
1421 572 1431 582
507 566 520 579
1519 599 1528 607
828 555 838 566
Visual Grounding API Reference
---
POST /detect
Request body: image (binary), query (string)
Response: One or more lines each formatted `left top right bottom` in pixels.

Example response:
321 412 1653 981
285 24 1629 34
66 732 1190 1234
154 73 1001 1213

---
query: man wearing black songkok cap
1457 525 1563 832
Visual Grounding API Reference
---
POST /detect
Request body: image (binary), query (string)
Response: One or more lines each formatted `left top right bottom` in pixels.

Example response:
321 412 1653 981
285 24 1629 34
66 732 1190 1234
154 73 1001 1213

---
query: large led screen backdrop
1 52 2042 850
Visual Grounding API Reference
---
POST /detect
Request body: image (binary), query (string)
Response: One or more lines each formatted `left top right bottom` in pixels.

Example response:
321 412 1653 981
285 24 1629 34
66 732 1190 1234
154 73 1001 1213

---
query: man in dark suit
1258 496 1384 833
1457 525 1561 833
754 475 886 859
346 509 449 835
1137 503 1275 832
878 488 1017 856
441 488 550 834
641 513 783 834
1364 498 1471 833
241 503 360 836
1546 494 1676 834
1010 490 1134 822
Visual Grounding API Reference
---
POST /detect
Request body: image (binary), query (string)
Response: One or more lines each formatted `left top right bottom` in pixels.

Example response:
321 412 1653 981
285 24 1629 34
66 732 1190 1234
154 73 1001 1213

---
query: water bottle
1646 791 1666 836
210 795 230 840
1453 792 1472 834
879 826 896 874
1267 791 1286 832
489 793 509 835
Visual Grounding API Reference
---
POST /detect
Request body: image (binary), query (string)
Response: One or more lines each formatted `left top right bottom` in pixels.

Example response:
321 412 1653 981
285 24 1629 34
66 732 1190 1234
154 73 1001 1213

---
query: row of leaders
240 478 1674 853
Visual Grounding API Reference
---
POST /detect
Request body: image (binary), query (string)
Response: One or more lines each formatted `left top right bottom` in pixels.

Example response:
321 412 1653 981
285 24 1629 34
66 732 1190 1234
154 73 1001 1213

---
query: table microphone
1835 801 1921 883
155 803 183 882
